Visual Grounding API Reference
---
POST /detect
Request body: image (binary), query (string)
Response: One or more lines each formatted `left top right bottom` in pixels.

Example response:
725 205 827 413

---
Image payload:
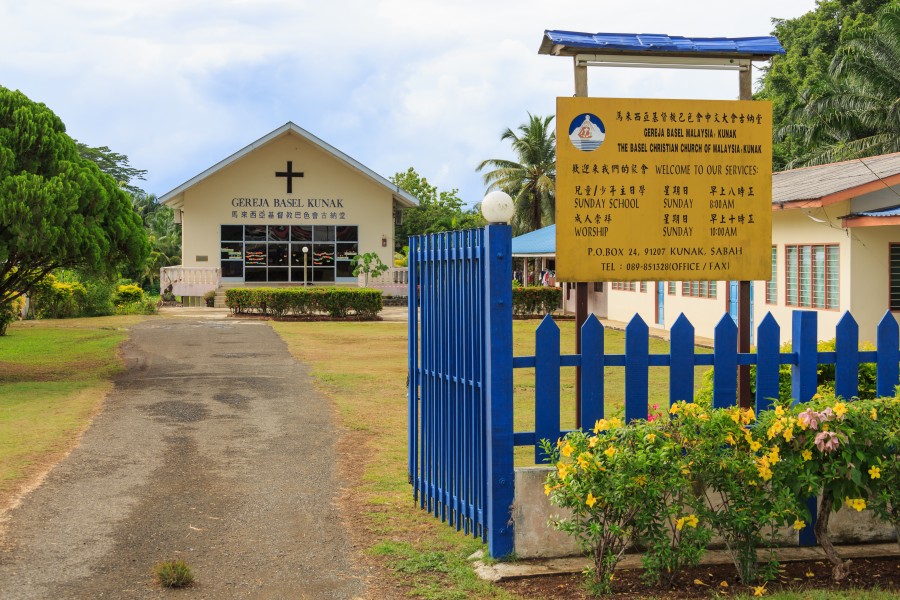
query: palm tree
477 114 556 234
779 2 900 166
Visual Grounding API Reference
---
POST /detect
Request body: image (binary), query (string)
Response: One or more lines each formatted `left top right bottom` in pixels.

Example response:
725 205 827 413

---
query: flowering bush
672 402 805 585
542 395 898 593
761 395 899 579
541 417 710 593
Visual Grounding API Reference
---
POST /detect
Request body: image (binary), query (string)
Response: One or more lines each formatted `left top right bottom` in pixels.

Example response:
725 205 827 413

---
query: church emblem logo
568 113 605 152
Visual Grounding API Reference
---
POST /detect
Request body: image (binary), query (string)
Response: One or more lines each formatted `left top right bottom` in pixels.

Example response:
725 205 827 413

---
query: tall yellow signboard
556 97 772 282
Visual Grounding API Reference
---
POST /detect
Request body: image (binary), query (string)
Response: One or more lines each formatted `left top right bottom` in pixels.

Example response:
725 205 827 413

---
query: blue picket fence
408 224 900 558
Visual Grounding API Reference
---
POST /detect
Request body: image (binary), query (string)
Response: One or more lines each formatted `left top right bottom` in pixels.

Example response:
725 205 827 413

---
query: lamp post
481 191 515 225
302 245 309 286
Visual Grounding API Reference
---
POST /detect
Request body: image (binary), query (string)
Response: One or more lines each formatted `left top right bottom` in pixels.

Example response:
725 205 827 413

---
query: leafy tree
777 1 900 165
477 113 556 235
0 86 148 313
77 143 181 289
75 142 148 197
392 167 485 246
756 0 891 168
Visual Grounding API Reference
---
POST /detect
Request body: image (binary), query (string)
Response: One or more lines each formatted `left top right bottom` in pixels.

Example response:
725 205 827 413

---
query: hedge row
224 287 383 319
512 286 561 316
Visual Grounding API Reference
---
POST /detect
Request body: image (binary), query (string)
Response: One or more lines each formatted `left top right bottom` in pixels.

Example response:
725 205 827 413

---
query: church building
160 122 417 303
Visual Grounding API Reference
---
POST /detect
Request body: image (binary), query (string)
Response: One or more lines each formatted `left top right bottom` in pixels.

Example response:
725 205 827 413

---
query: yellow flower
576 454 590 470
768 447 780 465
845 498 867 512
561 442 574 457
783 428 794 442
645 433 656 443
670 403 680 414
753 583 767 596
802 450 812 461
544 483 554 496
793 519 806 530
869 466 881 479
724 432 736 446
741 408 756 424
870 408 878 420
557 462 570 479
586 492 597 508
634 475 647 486
676 516 687 531
749 440 762 452
685 514 699 528
774 405 785 416
556 438 565 448
728 408 741 424
833 402 847 418
588 436 599 448
767 421 784 440
719 581 729 588
604 446 616 458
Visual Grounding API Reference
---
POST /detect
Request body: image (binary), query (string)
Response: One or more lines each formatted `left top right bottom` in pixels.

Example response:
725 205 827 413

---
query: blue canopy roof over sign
539 31 784 58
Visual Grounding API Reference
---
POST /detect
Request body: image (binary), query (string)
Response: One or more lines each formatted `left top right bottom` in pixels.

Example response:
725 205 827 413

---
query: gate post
484 224 515 558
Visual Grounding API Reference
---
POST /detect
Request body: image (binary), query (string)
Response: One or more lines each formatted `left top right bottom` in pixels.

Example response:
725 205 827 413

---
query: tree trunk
815 495 853 581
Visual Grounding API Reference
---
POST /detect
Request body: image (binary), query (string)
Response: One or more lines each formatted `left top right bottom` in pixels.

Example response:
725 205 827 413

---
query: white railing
359 267 409 296
160 266 221 298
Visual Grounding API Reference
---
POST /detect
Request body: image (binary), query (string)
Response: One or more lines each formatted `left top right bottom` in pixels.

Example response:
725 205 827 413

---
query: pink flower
647 414 658 422
814 431 840 453
798 408 819 430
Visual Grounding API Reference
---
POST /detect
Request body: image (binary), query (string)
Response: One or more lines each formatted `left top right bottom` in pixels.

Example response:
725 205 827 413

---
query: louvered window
785 244 839 309
890 244 900 311
766 246 777 304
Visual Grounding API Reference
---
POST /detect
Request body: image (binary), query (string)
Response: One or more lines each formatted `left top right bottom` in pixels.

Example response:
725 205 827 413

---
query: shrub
673 401 804 585
541 417 711 594
224 287 382 319
35 281 88 319
694 339 879 409
0 297 23 335
114 284 145 306
153 559 194 588
512 286 561 317
762 395 899 579
115 298 157 315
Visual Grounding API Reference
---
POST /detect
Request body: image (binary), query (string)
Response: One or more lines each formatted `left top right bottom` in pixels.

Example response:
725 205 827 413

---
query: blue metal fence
409 224 900 559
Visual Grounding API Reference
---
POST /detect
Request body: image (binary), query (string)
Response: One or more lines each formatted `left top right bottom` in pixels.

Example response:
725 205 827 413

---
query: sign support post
574 57 588 429
738 66 753 409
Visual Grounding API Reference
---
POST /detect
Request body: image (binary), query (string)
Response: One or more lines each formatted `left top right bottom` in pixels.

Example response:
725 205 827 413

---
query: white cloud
0 0 817 205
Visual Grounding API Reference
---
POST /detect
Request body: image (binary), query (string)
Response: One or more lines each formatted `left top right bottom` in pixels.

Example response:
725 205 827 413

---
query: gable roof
773 152 900 208
160 122 418 209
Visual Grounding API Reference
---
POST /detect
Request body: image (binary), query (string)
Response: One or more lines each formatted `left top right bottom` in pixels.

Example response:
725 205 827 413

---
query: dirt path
0 315 367 599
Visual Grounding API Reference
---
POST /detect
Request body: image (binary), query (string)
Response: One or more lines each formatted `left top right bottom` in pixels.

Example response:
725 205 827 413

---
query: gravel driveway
0 315 366 599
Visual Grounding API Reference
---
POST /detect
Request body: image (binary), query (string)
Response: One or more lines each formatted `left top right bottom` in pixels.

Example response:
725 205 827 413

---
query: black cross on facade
275 161 304 194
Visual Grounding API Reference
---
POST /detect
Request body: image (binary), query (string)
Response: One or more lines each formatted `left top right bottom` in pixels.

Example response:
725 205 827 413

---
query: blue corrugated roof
856 205 900 217
512 225 556 256
541 30 784 57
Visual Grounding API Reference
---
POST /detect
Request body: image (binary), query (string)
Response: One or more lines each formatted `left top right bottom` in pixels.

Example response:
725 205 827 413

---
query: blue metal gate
407 225 515 557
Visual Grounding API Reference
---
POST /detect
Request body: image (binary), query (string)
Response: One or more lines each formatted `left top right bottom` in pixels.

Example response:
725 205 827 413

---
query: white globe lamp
481 191 514 224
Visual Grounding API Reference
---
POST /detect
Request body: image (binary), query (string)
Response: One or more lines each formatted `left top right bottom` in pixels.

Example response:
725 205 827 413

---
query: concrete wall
513 465 896 559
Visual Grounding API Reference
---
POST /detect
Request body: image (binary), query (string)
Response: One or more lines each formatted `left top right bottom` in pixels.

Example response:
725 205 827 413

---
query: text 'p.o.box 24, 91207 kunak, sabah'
555 97 773 282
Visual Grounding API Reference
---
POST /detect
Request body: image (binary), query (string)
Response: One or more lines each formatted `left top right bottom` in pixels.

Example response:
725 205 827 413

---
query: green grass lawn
0 316 146 500
272 318 712 598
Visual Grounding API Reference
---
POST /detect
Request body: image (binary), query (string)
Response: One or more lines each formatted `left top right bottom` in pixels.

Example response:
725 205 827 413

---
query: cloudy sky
1 0 816 206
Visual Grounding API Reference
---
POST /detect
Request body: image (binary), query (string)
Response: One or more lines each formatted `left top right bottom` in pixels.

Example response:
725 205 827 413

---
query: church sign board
555 97 772 282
